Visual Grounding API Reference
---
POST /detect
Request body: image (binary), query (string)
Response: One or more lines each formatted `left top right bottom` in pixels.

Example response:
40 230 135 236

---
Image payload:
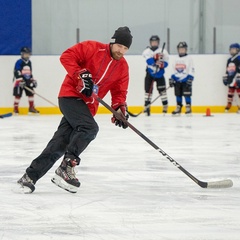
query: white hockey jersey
171 54 194 82
142 46 169 78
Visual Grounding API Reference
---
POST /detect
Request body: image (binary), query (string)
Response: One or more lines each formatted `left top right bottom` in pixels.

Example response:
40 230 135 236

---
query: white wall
32 0 240 54
0 54 231 108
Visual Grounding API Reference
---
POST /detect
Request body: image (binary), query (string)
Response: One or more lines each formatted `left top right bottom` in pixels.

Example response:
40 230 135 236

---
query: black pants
174 82 192 96
26 97 99 183
13 86 34 97
144 72 166 94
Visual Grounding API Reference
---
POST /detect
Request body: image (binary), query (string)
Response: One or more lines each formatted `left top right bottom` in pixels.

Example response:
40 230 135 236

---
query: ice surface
0 113 239 240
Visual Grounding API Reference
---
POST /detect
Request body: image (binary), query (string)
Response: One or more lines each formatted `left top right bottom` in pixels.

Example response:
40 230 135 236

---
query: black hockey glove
29 79 37 88
76 69 94 97
169 78 175 88
111 104 129 129
236 74 240 88
222 75 228 86
186 79 193 86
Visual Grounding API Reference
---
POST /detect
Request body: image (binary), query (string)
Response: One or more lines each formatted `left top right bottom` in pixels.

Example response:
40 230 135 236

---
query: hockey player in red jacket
17 26 133 194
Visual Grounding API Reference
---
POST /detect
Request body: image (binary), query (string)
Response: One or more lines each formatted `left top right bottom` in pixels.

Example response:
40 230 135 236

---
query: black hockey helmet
177 42 188 48
150 35 160 42
20 47 31 54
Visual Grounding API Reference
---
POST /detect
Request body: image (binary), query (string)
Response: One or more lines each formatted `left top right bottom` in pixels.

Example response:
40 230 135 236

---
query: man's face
110 44 129 60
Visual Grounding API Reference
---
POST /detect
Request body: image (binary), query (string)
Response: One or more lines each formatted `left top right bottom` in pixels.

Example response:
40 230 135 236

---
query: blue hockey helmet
229 43 240 49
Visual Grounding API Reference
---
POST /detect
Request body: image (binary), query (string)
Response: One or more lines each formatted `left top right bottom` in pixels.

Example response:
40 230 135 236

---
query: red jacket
58 41 129 116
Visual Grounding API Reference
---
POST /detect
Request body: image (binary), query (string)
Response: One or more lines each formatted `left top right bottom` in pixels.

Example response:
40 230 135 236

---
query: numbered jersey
171 54 194 82
142 46 169 78
14 58 33 81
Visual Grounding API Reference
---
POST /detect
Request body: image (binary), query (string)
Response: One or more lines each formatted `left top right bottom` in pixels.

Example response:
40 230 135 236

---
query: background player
13 47 39 115
142 35 169 116
222 43 240 113
169 42 195 115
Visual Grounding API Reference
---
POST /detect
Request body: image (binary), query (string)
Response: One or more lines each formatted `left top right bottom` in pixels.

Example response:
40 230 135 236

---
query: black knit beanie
110 26 133 49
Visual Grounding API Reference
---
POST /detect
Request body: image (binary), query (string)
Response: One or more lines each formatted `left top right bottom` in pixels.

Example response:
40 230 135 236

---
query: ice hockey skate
17 173 35 193
225 102 232 112
185 104 192 116
28 107 40 115
172 105 182 116
13 106 19 115
237 107 240 114
51 157 80 193
144 100 151 116
162 104 168 115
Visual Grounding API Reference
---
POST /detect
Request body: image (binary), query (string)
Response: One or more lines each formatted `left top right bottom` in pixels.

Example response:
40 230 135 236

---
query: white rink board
0 54 230 108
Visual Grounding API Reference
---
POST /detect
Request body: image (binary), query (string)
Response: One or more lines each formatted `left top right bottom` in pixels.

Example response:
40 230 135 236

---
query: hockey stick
24 86 58 107
127 86 170 117
93 92 233 189
0 112 12 119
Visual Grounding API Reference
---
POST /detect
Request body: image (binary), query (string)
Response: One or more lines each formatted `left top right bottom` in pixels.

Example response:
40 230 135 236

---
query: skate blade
172 114 181 117
51 174 78 193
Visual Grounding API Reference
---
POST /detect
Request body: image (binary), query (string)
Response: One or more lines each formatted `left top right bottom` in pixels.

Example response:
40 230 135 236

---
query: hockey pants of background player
26 97 99 184
174 82 192 106
144 73 168 105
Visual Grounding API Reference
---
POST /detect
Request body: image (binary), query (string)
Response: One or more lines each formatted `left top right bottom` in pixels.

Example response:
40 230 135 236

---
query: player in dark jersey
222 43 240 113
13 47 39 115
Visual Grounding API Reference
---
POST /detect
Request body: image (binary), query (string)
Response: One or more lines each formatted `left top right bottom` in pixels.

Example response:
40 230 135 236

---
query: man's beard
112 51 123 60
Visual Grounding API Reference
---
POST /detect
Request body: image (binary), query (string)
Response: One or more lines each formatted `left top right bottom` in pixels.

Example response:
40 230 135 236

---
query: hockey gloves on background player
222 75 234 86
25 79 37 88
76 69 94 97
186 78 193 86
30 79 37 88
169 78 175 87
154 53 164 68
222 75 228 86
236 74 240 88
14 79 26 88
111 104 129 129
